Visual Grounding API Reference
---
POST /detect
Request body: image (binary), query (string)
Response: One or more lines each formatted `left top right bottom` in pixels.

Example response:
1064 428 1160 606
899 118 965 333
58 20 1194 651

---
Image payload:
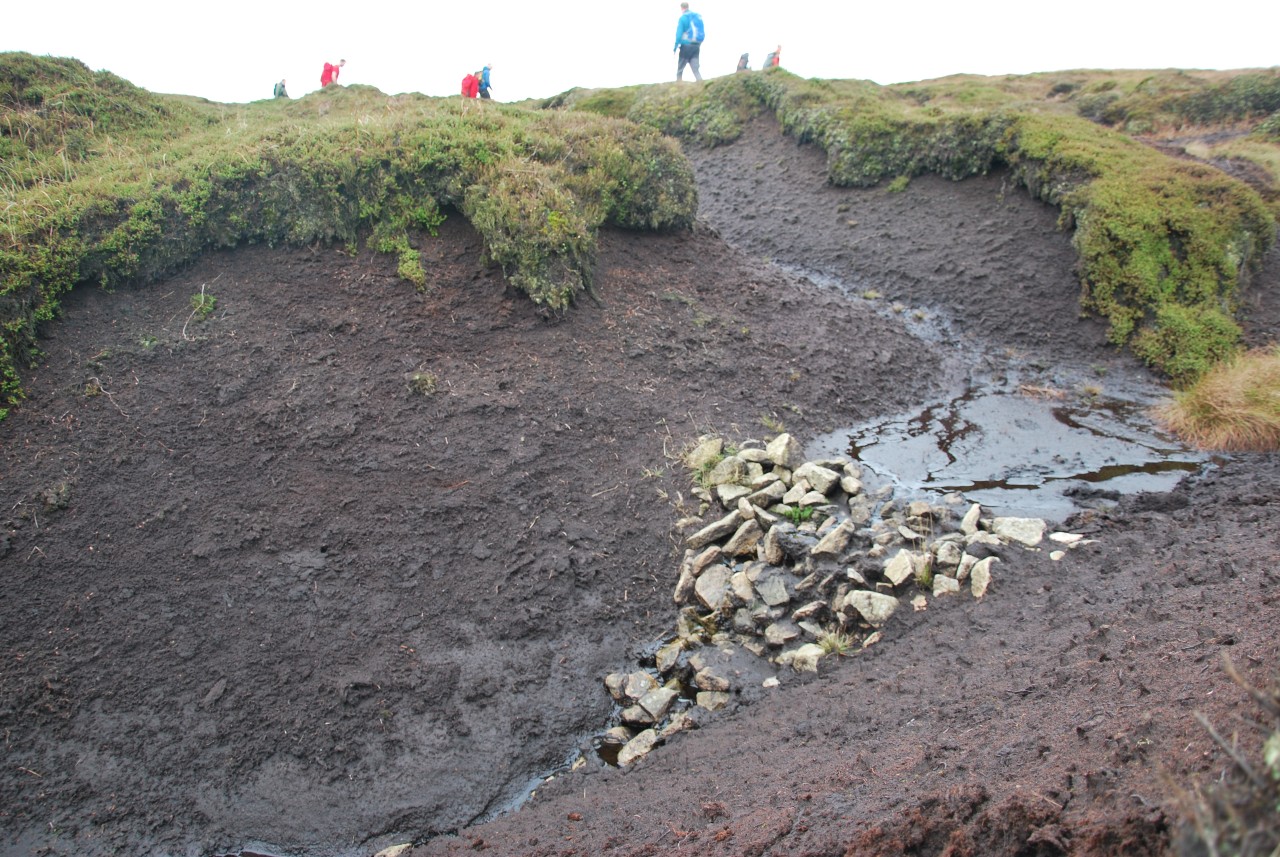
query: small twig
1220 652 1280 718
86 376 128 417
1193 711 1266 789
18 767 43 778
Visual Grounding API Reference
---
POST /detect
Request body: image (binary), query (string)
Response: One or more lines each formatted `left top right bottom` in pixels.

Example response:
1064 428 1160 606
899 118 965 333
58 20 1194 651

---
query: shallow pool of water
807 378 1207 523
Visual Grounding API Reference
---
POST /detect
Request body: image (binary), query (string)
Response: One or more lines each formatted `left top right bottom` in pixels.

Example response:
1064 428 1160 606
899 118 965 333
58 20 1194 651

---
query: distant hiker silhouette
273 79 288 98
320 59 345 87
737 53 749 72
673 1 705 82
765 46 781 68
479 64 494 99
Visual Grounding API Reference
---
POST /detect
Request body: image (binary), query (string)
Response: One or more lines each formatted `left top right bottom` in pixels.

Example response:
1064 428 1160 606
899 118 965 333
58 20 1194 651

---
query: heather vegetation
0 52 696 415
552 67 1280 387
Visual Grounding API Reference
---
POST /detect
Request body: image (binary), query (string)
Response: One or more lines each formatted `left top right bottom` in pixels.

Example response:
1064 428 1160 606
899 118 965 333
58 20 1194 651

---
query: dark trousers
677 43 702 82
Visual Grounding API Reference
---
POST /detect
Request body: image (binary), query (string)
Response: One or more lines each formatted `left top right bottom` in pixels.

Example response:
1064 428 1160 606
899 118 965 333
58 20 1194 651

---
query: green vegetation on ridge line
552 68 1279 386
0 52 697 415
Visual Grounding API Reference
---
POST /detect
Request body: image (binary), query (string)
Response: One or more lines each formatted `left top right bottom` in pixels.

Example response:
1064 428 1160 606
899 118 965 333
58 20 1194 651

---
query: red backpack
461 74 479 97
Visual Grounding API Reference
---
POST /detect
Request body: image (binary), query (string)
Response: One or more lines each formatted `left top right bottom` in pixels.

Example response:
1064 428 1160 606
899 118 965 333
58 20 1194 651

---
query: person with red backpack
320 59 346 87
673 2 705 82
461 71 481 99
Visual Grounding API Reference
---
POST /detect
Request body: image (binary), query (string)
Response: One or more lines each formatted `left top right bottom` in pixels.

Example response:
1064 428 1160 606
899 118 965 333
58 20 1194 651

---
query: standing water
807 374 1207 523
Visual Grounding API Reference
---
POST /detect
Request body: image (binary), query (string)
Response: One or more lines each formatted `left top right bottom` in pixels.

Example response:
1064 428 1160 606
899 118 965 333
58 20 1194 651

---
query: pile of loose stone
598 432 1091 768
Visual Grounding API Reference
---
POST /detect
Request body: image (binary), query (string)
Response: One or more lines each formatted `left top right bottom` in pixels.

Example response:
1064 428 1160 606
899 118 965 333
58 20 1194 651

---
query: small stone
911 593 928 611
755 574 791 607
695 565 734 610
883 549 915 587
932 574 961 596
655 640 684 674
660 711 695 738
765 433 805 469
862 631 882 648
792 462 840 495
841 475 864 496
694 668 731 692
639 686 678 721
841 590 899 626
960 503 982 536
687 511 743 549
907 500 933 519
624 672 657 701
1050 549 1066 561
992 517 1046 547
723 519 764 557
811 520 856 557
604 673 627 702
762 676 780 689
1049 531 1085 546
791 600 826 621
764 621 801 647
617 729 659 766
898 525 924 542
779 643 825 673
696 691 731 711
971 557 995 598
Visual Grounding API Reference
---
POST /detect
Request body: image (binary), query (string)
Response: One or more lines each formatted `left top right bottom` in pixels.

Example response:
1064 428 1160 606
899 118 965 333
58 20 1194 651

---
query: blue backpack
685 12 705 43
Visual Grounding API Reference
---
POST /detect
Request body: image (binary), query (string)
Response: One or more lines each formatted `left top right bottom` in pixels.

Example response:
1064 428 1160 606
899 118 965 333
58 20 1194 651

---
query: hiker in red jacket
461 71 480 98
320 59 346 87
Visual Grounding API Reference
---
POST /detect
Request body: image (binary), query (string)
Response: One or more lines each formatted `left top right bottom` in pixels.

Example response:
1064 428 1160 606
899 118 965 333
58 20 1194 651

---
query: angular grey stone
715 483 752 506
971 557 996 598
778 642 825 673
883 549 916 587
685 436 724 470
708 455 750 487
623 671 657 701
793 462 841 495
723 519 764 557
746 480 787 507
812 520 855 557
617 728 659 766
694 668 731 692
696 691 731 711
604 672 627 702
687 511 743 549
932 574 961 597
695 565 734 610
960 503 982 536
639 686 678 721
766 433 805 470
755 574 791 607
841 590 899 626
992 517 1046 547
764 621 801 647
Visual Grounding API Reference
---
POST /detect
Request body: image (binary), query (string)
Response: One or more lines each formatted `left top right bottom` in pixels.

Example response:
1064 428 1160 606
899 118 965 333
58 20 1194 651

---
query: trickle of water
809 381 1207 522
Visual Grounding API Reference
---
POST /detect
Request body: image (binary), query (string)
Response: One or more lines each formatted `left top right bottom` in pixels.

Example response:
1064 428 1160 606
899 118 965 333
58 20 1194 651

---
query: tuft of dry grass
1155 346 1280 451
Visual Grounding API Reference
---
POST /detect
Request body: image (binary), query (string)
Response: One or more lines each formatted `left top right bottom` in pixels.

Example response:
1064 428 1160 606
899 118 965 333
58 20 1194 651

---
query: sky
3 1 1277 105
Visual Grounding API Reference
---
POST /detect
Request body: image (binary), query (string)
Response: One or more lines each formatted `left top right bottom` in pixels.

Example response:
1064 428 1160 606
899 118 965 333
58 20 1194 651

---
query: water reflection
808 381 1206 522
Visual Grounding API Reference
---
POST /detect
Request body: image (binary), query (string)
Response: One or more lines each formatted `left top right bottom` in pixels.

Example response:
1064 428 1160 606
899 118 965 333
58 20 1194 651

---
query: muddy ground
1 118 1278 857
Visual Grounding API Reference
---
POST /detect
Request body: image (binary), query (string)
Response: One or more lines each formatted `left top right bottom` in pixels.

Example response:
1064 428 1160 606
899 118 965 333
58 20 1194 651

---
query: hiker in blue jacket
479 64 494 99
673 2 704 82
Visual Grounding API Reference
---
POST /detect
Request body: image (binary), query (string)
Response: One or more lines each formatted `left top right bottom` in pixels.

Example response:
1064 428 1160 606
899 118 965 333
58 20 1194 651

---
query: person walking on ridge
320 59 346 87
479 63 494 99
273 79 288 98
673 2 704 82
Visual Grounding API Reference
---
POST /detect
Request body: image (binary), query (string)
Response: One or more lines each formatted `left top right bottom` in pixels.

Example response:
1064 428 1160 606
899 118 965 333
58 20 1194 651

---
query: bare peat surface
2 118 1278 857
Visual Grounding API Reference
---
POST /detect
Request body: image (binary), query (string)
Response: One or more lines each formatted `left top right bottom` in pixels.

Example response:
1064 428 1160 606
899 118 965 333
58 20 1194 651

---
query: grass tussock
1155 346 1280 451
0 52 698 416
550 68 1280 386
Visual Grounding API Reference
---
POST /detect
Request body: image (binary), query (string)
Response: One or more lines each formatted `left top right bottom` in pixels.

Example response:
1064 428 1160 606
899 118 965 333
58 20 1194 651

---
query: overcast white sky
3 1 1276 105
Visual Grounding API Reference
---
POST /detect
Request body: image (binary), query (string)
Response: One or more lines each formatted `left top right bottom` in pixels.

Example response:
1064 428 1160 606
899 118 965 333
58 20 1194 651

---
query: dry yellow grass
1155 346 1280 451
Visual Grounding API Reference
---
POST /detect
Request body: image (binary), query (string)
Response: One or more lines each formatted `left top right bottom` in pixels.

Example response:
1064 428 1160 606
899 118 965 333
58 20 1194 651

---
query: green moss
558 68 1277 384
0 53 700 411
